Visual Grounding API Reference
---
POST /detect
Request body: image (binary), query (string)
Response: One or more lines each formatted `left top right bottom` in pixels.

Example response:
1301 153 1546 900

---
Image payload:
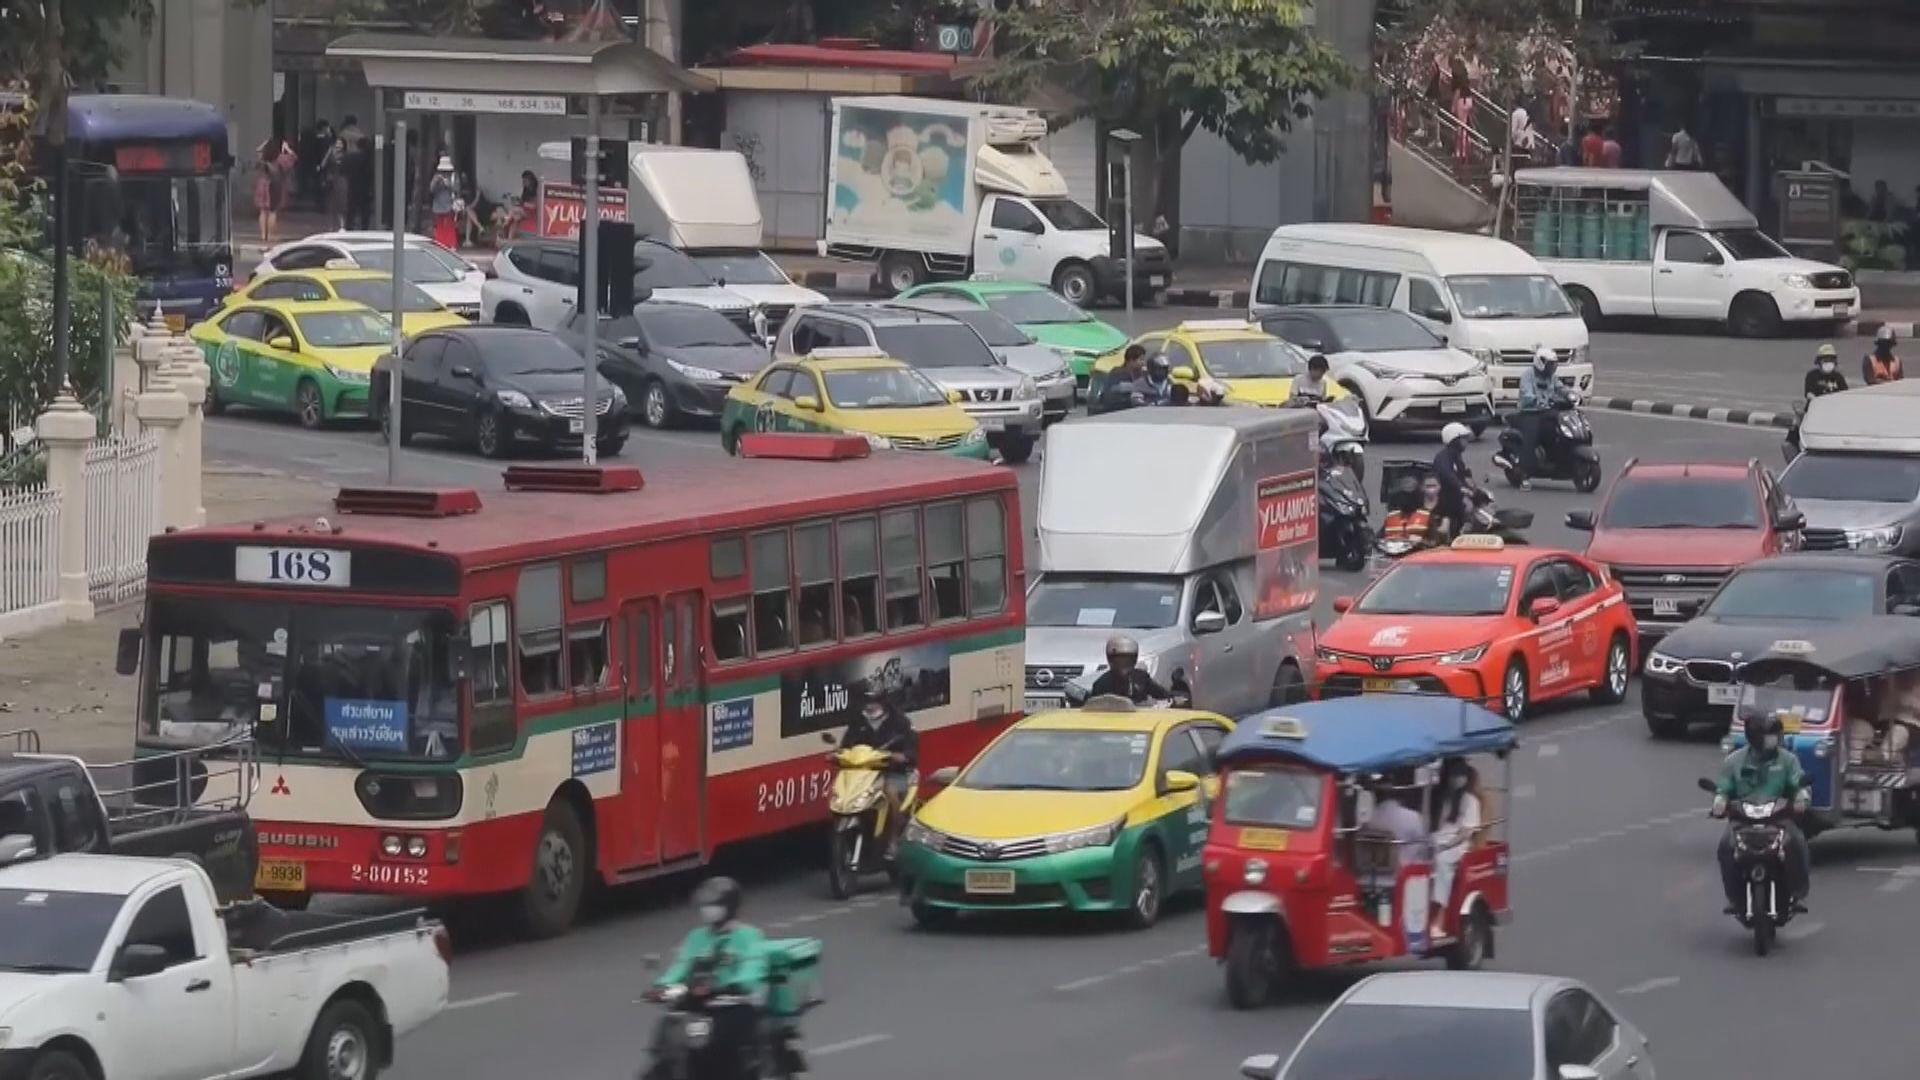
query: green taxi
190 299 394 428
896 278 1128 385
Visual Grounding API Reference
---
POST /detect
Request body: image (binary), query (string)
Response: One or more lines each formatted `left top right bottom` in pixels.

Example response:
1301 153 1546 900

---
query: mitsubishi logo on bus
270 775 291 796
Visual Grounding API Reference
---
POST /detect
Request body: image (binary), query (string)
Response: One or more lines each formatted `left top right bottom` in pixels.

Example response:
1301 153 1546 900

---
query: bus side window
793 522 835 647
881 509 924 630
468 600 515 753
751 530 794 653
709 535 750 663
516 563 566 698
838 516 881 638
567 555 612 692
967 496 1008 616
925 501 966 622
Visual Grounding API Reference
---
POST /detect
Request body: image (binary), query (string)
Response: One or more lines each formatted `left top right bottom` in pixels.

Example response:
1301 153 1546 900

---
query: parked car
896 278 1129 386
1236 971 1655 1080
484 237 763 339
556 301 767 429
1259 304 1494 432
254 232 483 318
889 296 1075 423
1567 458 1803 645
773 302 1044 463
0 853 448 1080
371 325 628 458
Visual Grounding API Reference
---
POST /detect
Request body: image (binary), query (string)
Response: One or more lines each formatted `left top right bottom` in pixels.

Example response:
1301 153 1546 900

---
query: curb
1163 286 1251 309
1588 396 1793 430
1854 318 1917 338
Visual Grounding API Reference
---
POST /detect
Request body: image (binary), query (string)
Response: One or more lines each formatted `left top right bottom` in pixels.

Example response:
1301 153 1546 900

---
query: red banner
1254 470 1318 619
537 181 630 239
1256 472 1316 550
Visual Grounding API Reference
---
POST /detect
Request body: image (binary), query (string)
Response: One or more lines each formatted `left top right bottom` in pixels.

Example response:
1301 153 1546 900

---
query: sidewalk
2 467 336 760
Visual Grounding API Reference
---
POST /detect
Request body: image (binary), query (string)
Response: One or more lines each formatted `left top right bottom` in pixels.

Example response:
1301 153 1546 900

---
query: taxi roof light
1081 693 1137 713
1261 716 1308 740
1451 534 1506 551
1179 318 1256 332
805 346 890 360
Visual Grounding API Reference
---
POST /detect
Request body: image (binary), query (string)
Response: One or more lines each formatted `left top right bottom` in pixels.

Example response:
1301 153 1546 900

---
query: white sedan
255 231 484 319
1259 304 1496 434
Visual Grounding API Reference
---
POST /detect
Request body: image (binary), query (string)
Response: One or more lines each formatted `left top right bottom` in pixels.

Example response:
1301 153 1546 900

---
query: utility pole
40 0 74 394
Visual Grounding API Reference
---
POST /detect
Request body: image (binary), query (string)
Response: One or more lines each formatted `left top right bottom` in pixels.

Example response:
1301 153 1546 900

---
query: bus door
659 592 705 861
618 598 663 869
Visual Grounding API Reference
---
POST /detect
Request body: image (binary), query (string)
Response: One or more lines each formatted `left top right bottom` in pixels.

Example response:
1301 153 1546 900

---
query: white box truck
821 95 1170 304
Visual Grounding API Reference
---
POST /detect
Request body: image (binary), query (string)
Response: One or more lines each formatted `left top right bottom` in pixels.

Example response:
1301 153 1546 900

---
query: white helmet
1533 346 1557 371
1441 422 1472 446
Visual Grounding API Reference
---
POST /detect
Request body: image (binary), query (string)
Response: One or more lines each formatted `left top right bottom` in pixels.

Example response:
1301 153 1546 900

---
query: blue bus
29 94 235 325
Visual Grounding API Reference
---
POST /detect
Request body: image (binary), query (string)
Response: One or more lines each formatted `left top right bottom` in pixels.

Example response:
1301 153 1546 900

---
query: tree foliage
1376 0 1628 109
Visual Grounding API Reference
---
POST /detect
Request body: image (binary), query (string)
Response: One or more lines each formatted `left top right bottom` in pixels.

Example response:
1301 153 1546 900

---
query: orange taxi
1315 535 1637 722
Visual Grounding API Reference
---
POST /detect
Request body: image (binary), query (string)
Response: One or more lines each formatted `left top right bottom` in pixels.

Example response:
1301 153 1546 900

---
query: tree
978 0 1354 227
1376 0 1628 118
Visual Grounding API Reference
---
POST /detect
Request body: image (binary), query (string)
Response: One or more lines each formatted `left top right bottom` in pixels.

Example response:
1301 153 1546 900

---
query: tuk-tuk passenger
1361 770 1430 863
1430 758 1484 930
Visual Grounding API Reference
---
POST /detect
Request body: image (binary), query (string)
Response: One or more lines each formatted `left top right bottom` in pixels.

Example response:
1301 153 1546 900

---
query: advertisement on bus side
1254 470 1318 620
780 641 952 739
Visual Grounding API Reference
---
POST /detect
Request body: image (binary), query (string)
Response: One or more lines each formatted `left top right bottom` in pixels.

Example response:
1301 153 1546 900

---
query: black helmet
1106 634 1140 661
1743 712 1786 759
1394 476 1420 511
693 876 742 925
1147 354 1170 375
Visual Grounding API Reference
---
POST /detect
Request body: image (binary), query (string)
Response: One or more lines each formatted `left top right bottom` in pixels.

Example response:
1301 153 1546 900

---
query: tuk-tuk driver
1711 711 1812 914
1089 635 1173 704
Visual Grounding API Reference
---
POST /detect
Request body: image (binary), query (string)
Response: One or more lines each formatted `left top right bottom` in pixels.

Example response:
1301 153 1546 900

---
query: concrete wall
1177 120 1321 262
112 0 275 162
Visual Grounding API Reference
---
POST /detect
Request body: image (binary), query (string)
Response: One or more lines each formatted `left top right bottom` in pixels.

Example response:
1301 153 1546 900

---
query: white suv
1259 305 1496 433
485 238 763 337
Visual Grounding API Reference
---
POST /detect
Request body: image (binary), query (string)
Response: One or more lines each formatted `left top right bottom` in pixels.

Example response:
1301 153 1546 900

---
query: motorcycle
1320 458 1372 572
1062 670 1193 709
643 953 807 1080
1491 398 1600 492
1695 777 1798 957
818 734 918 900
1286 393 1368 484
1461 484 1533 543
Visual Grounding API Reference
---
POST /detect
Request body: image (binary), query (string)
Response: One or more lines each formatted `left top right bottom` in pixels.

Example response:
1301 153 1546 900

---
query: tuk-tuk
1728 617 1920 838
1201 696 1516 1009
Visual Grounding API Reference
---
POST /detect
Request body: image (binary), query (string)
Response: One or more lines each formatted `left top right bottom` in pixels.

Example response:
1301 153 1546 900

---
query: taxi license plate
1025 696 1060 714
568 418 585 434
964 869 1016 895
1707 685 1740 705
1652 598 1682 617
254 859 307 892
1441 399 1467 413
1240 828 1289 851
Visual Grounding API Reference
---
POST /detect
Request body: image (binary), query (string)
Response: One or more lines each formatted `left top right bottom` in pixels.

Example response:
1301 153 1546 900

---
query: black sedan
1641 553 1920 738
557 301 769 429
372 325 628 458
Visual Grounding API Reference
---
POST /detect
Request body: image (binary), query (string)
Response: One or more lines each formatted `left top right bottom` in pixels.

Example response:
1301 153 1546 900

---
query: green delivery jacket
1713 747 1809 802
656 923 770 997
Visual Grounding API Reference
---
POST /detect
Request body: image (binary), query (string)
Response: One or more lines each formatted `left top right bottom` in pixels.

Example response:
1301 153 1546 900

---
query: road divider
1586 397 1791 430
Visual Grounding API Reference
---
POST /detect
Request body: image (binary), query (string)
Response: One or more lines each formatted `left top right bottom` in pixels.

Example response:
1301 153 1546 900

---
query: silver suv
773 303 1044 462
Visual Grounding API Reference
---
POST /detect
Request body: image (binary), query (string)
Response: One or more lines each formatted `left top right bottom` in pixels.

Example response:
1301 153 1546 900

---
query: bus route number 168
757 767 835 814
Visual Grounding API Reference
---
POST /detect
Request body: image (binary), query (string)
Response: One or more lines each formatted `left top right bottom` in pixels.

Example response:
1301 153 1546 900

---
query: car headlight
1571 345 1590 365
1645 651 1683 676
1436 643 1488 666
666 358 726 381
1846 525 1903 551
1314 645 1338 663
1357 360 1405 380
963 426 986 445
1781 272 1811 289
861 432 893 450
324 363 370 384
902 819 941 847
1471 347 1498 366
1044 817 1123 854
608 385 626 404
497 389 532 409
1016 375 1038 399
1244 858 1268 885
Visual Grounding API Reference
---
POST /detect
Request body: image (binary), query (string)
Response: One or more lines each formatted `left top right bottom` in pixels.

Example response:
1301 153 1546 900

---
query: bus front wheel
518 800 587 939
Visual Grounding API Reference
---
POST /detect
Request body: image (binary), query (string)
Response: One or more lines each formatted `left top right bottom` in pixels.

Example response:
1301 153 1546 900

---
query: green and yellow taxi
895 278 1128 384
1087 319 1354 408
220 267 468 338
189 299 394 428
719 348 989 459
898 702 1234 929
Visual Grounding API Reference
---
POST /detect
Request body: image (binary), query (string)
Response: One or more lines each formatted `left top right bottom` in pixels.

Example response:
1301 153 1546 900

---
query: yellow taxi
719 348 989 458
189 299 394 428
220 267 466 337
1087 319 1355 409
898 700 1233 929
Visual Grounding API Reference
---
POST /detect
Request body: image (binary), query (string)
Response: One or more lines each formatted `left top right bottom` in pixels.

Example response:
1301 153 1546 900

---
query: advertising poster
780 641 952 739
829 106 972 249
538 182 631 239
1254 470 1319 619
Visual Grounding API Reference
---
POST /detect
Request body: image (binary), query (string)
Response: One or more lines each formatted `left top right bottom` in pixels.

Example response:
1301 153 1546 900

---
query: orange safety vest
1867 353 1904 383
1383 509 1433 541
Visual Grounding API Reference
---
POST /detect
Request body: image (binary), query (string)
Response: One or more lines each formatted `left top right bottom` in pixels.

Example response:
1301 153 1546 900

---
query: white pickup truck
0 853 448 1080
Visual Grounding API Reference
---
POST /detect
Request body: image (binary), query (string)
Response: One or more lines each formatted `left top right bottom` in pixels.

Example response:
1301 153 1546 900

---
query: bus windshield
143 595 461 761
78 174 230 279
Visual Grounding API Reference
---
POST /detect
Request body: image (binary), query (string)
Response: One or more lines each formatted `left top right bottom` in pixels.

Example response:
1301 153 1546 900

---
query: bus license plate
964 869 1016 895
568 419 584 434
1708 685 1740 705
1652 598 1681 617
254 859 307 891
1441 399 1467 413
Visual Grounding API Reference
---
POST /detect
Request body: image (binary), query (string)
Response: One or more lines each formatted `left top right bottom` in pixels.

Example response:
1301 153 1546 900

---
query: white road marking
1536 743 1561 758
1513 808 1697 864
812 1033 893 1056
1858 865 1920 894
445 991 519 1011
1617 976 1681 995
1054 946 1205 993
1781 920 1825 941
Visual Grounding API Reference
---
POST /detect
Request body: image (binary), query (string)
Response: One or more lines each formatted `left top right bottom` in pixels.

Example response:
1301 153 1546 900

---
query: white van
1249 223 1592 407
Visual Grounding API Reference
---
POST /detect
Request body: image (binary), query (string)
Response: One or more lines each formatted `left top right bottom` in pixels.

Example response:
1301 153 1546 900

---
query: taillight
432 925 453 963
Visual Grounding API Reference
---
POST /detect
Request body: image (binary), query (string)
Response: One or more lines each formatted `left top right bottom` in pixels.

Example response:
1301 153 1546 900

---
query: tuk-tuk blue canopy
1216 696 1517 774
1738 616 1920 683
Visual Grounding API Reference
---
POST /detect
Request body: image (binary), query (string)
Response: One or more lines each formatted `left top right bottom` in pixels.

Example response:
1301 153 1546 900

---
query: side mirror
1528 596 1562 620
1240 1054 1282 1080
618 337 644 351
115 627 141 676
267 335 294 352
450 365 475 379
1774 510 1805 532
1332 595 1354 614
1299 339 1325 351
1423 306 1453 324
794 395 823 412
928 766 960 786
1696 777 1718 793
1193 610 1228 635
110 943 171 981
1565 509 1596 531
1558 1067 1602 1080
0 834 38 865
1171 365 1198 382
1162 769 1201 794
946 389 963 404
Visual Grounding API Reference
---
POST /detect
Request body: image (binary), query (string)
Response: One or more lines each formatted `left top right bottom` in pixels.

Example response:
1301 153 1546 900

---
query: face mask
1819 361 1836 372
1762 735 1781 753
700 904 727 925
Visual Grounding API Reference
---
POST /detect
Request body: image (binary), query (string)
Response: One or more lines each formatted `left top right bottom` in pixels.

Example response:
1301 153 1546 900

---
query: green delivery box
764 937 823 1018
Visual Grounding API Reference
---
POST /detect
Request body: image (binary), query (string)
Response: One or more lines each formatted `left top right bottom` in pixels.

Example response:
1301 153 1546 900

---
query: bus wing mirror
115 628 141 676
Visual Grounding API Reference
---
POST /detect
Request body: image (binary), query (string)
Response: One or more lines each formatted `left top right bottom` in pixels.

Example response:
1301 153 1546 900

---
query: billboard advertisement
1254 470 1318 619
829 105 973 252
537 181 630 239
779 640 952 739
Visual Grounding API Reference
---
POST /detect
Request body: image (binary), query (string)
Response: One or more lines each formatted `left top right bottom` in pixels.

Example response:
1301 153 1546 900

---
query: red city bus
130 436 1025 936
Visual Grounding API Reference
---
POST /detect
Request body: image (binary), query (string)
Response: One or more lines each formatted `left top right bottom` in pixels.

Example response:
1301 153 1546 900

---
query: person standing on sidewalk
339 115 370 230
430 156 459 251
1864 326 1906 385
320 136 350 231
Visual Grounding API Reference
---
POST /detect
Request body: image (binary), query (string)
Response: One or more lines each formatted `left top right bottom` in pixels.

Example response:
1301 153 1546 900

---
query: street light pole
387 119 406 485
49 140 72 393
1108 128 1142 334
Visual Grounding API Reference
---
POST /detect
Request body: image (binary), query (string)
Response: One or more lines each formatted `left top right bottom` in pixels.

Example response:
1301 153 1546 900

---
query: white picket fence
0 485 61 623
82 434 160 605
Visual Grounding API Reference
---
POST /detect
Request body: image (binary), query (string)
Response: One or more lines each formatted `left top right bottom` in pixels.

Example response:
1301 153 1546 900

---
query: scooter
643 954 807 1080
1491 398 1600 492
1696 777 1798 957
1286 393 1368 484
1062 671 1193 709
1460 484 1533 543
820 733 918 900
1319 457 1372 572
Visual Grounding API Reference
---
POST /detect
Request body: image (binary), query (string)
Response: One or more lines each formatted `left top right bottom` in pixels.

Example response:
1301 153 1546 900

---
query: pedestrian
1601 127 1622 168
1453 86 1475 164
320 136 349 230
339 115 369 230
430 155 459 250
273 136 297 224
252 137 288 244
1509 105 1535 167
1580 121 1604 168
1666 123 1702 169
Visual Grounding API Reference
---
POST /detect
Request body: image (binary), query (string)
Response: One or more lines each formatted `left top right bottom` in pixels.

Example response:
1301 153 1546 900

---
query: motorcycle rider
838 697 919 854
1711 712 1812 915
1290 354 1332 401
1098 345 1175 411
1383 476 1452 549
646 877 770 1078
1088 634 1172 704
1511 347 1574 490
1805 344 1848 398
1433 422 1476 529
1864 326 1905 385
